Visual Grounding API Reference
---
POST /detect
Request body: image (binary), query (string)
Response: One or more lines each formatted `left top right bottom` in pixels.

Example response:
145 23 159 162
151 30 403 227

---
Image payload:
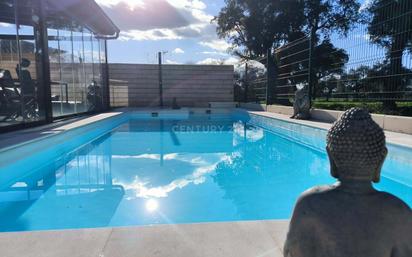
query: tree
234 62 266 102
367 0 412 108
215 0 361 58
215 0 361 104
313 40 349 97
341 65 371 94
214 0 304 61
276 38 349 104
300 0 361 42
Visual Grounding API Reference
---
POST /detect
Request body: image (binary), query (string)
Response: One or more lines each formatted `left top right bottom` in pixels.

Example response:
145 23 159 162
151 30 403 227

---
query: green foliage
215 0 362 60
368 0 412 50
317 61 412 101
275 38 349 101
224 0 412 110
313 101 412 116
301 0 361 39
367 0 412 106
214 0 304 60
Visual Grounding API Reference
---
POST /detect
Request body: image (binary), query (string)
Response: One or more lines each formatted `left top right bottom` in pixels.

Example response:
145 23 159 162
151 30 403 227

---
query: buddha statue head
326 108 387 183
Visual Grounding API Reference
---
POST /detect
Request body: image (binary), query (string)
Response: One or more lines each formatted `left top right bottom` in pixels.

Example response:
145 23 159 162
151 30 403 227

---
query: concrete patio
0 220 289 257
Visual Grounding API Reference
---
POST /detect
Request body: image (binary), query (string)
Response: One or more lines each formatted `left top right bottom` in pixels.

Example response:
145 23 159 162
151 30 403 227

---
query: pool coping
243 109 412 150
1 108 412 152
0 112 124 153
0 220 289 257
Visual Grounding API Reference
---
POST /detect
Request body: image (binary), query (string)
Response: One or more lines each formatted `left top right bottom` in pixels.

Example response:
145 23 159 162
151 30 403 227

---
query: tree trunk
383 35 405 110
308 27 317 103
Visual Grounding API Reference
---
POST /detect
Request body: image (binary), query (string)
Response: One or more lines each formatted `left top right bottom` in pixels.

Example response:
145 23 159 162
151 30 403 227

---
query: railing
237 0 412 110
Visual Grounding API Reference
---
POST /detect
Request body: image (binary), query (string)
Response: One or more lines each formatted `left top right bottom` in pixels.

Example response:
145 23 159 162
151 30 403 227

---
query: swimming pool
0 110 411 232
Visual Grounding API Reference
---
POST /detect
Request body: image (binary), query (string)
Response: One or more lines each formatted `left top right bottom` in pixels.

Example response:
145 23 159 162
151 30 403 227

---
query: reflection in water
145 199 159 212
213 122 331 219
0 133 125 231
115 153 229 199
0 118 410 232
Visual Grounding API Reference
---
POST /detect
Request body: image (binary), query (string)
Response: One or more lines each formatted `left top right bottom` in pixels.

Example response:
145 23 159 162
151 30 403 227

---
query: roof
45 0 120 39
0 0 119 39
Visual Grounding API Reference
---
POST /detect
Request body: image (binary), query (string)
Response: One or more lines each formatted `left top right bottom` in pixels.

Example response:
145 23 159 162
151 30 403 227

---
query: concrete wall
109 64 234 107
239 103 412 134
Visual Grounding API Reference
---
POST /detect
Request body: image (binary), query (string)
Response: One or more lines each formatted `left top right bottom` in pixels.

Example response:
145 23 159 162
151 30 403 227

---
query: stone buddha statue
284 108 412 257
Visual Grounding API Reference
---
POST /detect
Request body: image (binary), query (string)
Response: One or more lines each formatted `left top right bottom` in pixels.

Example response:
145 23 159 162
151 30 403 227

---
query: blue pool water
0 111 411 232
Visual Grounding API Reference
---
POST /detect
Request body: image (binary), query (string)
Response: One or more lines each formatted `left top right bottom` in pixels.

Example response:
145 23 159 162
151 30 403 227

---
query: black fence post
266 48 275 105
308 30 316 108
103 40 111 111
244 62 248 103
36 0 52 122
158 52 163 107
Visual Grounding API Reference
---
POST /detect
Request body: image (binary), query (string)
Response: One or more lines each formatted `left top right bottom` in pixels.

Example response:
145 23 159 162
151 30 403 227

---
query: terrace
0 1 411 257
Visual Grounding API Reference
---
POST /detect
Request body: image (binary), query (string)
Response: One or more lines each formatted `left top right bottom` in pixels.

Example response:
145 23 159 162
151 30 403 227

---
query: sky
96 0 236 65
96 0 399 70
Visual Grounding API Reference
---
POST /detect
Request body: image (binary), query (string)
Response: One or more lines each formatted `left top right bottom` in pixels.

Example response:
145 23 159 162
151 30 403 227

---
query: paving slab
103 221 288 257
0 228 112 257
248 110 412 149
0 220 289 257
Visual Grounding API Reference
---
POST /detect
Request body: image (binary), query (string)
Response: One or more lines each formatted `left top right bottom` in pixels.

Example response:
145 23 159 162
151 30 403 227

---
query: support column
158 52 163 107
37 0 52 122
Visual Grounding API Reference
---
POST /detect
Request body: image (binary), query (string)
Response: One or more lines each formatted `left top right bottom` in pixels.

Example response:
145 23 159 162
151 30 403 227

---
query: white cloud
197 58 223 65
168 0 207 10
223 57 240 65
119 29 183 41
97 0 146 8
172 48 185 54
96 0 215 42
199 40 231 52
197 56 239 65
165 59 182 64
201 51 229 56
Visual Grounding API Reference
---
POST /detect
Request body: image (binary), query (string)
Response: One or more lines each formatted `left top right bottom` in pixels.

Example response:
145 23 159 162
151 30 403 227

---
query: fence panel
275 37 310 105
236 0 412 110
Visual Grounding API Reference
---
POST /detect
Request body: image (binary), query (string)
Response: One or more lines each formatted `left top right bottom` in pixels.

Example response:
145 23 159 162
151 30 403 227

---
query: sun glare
145 199 159 212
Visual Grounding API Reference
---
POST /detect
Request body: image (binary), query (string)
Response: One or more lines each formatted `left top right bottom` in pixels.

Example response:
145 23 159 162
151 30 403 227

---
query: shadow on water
0 133 125 232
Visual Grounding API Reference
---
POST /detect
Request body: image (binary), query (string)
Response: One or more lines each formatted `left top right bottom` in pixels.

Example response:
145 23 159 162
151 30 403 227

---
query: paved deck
1 109 411 151
249 111 412 148
0 112 123 151
0 220 289 257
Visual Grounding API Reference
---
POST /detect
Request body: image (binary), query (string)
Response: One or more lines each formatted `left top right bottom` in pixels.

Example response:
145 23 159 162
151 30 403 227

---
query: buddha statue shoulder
284 108 412 257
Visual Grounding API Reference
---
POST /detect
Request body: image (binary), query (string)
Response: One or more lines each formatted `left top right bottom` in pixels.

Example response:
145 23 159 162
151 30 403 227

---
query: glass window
1 0 112 130
48 25 105 117
57 29 75 116
48 28 64 116
100 40 108 109
83 31 95 112
0 0 45 128
72 30 86 113
90 36 103 112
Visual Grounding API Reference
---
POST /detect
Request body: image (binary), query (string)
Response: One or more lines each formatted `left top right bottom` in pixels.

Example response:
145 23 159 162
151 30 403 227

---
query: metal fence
237 0 412 108
235 56 268 104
